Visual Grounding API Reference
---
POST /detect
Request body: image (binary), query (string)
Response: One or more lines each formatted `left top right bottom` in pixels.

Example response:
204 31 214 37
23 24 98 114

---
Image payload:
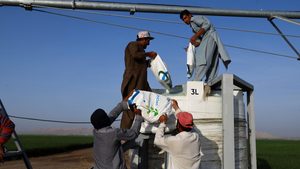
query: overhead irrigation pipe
1 0 300 19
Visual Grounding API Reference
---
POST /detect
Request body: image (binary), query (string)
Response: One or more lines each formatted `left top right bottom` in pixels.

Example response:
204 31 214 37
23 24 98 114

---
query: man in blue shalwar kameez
180 9 231 83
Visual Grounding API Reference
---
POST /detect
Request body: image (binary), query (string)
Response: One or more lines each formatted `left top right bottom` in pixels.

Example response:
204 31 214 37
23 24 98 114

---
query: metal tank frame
208 73 256 169
135 73 256 169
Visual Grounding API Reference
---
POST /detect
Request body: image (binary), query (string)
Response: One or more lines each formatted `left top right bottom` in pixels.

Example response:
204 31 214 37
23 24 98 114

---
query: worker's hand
146 51 157 59
171 99 179 111
0 146 4 162
193 42 200 47
184 47 188 52
158 114 168 123
134 108 142 116
190 36 200 47
190 35 196 44
124 90 135 101
129 103 141 116
224 60 231 69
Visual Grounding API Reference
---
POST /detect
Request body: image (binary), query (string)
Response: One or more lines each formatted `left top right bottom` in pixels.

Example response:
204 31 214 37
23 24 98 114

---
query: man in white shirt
154 100 201 169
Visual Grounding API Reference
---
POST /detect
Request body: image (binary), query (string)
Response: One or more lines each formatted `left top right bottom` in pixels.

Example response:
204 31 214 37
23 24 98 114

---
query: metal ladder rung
4 150 24 158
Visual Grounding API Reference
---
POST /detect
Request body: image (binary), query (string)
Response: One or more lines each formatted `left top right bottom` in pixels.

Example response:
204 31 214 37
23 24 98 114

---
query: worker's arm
145 51 157 59
127 42 146 61
190 16 211 47
128 43 149 60
190 28 205 47
116 112 143 141
107 101 130 123
172 100 182 116
128 42 157 61
154 115 180 152
154 115 169 150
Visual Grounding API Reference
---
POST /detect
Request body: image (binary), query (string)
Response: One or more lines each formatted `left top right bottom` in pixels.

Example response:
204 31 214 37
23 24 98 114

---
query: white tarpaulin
150 54 172 90
186 43 195 78
127 90 173 123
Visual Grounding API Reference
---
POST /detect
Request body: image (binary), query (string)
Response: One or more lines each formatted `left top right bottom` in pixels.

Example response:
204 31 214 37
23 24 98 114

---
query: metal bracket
71 0 76 9
273 15 300 26
268 16 300 61
130 8 136 15
21 3 32 10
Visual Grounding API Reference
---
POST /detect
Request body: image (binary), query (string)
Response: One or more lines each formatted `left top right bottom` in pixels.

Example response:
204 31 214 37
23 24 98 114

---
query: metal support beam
0 0 300 18
247 90 257 169
273 16 300 26
209 74 256 169
221 74 235 169
268 17 300 60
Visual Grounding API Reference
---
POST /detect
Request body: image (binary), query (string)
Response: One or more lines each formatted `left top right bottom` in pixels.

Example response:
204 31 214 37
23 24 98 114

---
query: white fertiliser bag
127 90 172 123
150 54 172 90
140 114 177 133
186 43 195 78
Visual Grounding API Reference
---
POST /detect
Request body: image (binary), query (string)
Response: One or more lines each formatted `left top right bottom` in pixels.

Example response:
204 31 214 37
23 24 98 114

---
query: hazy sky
0 0 299 137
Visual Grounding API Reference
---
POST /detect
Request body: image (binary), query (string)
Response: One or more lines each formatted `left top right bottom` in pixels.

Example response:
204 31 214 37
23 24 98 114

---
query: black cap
90 109 111 130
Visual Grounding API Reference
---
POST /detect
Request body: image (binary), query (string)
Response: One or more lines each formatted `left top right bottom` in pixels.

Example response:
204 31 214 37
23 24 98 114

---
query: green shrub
257 139 300 169
5 135 93 158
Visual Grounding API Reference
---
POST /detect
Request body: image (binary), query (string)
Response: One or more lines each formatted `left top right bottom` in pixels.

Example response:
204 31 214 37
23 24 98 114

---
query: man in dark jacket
90 101 143 169
120 31 157 129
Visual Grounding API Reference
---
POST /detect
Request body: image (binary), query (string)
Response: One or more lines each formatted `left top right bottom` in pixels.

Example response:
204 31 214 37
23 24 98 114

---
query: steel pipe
1 0 300 19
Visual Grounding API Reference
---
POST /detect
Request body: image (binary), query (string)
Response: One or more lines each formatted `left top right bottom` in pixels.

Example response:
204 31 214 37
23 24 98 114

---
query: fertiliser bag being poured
150 54 172 90
127 90 172 123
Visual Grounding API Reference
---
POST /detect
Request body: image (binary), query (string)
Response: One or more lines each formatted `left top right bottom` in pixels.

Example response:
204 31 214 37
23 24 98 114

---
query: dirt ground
1 148 94 169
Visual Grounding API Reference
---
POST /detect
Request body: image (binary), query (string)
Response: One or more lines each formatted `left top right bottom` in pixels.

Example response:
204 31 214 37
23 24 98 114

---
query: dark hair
180 9 191 20
176 120 192 132
90 109 111 130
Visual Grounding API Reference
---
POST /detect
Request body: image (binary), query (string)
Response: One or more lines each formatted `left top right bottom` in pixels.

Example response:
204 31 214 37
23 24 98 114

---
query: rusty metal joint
21 3 32 11
71 0 76 9
130 7 136 15
268 15 275 21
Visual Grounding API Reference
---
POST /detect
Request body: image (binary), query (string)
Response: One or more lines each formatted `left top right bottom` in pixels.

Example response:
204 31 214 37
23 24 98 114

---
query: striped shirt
0 114 15 144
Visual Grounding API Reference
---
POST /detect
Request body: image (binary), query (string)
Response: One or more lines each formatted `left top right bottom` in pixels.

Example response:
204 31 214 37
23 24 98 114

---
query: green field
5 136 300 169
257 139 300 169
6 135 93 157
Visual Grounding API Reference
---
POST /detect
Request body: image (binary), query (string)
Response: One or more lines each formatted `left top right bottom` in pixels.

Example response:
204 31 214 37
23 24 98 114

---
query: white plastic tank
140 81 248 169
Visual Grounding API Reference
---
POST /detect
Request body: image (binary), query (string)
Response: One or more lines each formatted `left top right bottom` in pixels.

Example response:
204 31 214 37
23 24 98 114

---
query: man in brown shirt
120 31 157 129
